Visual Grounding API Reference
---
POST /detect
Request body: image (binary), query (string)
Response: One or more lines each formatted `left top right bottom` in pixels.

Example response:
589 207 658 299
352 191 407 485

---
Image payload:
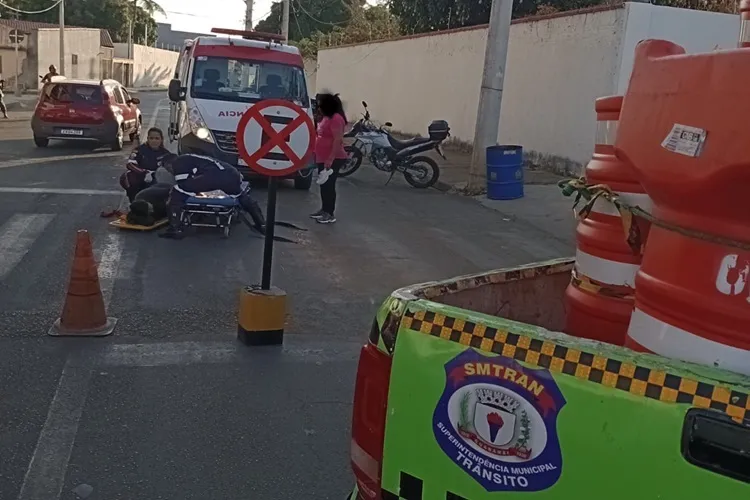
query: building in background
156 22 214 51
0 19 114 91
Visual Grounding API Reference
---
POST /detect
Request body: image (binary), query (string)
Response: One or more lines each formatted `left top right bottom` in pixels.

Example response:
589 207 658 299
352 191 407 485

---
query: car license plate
60 129 83 136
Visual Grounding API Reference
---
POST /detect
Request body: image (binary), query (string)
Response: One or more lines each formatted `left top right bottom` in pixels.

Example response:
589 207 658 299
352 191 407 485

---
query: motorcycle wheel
339 146 363 178
403 156 440 189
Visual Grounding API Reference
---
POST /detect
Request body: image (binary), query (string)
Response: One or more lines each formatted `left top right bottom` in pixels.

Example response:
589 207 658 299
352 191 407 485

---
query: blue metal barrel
486 145 524 200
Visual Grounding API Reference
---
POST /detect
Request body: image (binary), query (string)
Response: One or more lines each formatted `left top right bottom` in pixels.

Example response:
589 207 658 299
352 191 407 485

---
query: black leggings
318 159 345 215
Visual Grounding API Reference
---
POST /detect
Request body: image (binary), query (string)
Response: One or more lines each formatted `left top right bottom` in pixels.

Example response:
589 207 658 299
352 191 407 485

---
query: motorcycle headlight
188 106 214 144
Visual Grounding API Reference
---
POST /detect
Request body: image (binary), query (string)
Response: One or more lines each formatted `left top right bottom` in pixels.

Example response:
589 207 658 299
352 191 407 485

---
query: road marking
96 232 125 308
16 356 94 500
100 340 362 367
0 187 121 195
0 152 122 170
147 98 169 131
0 214 55 279
102 341 240 367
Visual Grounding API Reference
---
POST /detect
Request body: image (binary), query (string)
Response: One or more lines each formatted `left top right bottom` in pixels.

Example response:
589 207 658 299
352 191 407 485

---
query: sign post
9 29 25 98
234 99 315 346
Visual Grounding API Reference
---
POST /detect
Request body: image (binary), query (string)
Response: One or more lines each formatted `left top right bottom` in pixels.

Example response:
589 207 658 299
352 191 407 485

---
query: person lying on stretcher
156 153 266 240
119 127 172 203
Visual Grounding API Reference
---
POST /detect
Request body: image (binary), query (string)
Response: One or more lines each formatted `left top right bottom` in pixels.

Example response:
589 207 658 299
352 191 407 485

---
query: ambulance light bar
210 28 285 43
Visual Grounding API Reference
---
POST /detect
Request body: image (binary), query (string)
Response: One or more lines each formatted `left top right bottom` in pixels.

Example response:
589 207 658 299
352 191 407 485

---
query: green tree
255 0 365 41
293 4 401 58
385 0 533 33
386 0 738 35
0 0 158 45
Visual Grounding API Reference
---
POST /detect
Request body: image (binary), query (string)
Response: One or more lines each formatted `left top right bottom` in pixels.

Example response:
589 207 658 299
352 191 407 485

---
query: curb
433 180 453 192
5 100 35 112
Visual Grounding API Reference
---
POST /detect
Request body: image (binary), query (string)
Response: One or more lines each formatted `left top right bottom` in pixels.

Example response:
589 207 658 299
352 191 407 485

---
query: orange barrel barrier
564 96 651 346
49 230 117 337
616 39 750 375
741 0 750 48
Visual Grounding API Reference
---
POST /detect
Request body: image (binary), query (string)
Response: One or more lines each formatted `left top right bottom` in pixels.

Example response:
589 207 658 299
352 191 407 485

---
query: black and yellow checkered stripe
402 309 750 423
382 472 466 500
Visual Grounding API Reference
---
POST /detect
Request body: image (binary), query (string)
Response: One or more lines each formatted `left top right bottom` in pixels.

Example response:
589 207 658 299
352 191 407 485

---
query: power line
293 0 350 26
0 0 62 14
165 5 273 22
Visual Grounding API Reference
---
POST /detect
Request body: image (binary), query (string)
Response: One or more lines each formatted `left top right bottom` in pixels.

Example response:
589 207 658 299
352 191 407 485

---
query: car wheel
112 127 124 151
34 136 49 148
294 172 313 191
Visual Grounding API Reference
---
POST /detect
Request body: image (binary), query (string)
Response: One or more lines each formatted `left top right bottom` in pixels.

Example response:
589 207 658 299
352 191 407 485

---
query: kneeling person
158 153 266 239
126 183 172 227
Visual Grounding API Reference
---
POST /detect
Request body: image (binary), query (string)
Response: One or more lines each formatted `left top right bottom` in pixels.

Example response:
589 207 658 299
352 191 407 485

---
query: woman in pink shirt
311 93 348 224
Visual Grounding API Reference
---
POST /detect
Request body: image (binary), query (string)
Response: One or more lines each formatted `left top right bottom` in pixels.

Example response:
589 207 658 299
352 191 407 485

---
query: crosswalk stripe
96 232 125 308
0 187 122 196
0 214 55 279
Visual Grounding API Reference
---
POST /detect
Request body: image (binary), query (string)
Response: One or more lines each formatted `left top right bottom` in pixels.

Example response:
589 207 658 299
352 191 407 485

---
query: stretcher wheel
222 225 230 239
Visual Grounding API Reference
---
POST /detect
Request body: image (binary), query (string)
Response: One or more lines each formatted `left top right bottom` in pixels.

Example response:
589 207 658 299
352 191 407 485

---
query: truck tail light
351 333 392 499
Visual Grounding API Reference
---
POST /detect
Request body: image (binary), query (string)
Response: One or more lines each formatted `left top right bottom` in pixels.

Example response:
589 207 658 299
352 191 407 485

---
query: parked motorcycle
341 101 450 189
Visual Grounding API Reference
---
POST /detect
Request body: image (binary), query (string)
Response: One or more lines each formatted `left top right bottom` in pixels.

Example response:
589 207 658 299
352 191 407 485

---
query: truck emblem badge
433 349 566 492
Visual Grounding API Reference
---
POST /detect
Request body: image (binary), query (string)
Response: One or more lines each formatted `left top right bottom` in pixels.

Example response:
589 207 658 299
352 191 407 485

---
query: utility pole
466 0 514 192
59 0 65 75
14 29 21 97
128 0 136 59
12 11 22 97
281 0 290 41
245 0 254 30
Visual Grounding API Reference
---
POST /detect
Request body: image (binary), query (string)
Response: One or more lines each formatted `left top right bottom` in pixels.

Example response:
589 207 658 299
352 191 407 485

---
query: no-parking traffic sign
236 99 316 177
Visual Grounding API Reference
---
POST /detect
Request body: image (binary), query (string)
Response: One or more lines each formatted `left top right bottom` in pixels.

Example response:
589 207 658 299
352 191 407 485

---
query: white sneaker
316 169 332 185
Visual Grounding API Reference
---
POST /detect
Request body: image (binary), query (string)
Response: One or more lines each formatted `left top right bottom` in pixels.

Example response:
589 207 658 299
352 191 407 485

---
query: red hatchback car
31 78 142 151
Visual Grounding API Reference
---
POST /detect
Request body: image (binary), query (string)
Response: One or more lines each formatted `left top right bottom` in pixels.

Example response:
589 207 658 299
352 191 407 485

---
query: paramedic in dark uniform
158 153 266 239
119 127 171 202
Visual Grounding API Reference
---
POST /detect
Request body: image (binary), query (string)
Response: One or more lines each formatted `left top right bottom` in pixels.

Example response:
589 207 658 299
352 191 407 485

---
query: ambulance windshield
190 55 309 106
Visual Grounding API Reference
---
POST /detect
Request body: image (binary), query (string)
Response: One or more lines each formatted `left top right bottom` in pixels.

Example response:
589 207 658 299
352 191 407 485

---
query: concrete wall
37 28 102 82
114 44 178 88
317 6 625 168
615 3 740 93
156 23 214 51
316 2 746 171
0 24 30 91
304 58 317 97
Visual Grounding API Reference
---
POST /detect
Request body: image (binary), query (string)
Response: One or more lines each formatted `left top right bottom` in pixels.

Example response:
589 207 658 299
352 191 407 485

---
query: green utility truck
348 258 750 500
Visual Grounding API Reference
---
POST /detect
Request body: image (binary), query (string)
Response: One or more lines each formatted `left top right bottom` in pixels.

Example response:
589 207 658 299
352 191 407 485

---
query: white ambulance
167 28 315 190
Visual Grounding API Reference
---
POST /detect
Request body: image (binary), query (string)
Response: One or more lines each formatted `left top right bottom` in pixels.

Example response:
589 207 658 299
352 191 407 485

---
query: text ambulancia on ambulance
433 349 566 492
167 27 315 191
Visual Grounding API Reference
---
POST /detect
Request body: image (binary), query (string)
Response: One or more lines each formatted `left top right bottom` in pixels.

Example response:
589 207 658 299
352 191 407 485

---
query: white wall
0 24 29 91
38 28 101 81
114 44 178 87
304 58 317 97
616 3 740 93
317 6 625 167
315 3 747 171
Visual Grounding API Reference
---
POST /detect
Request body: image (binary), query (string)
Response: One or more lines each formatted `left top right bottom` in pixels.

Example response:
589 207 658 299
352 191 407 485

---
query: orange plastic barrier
49 230 117 337
564 96 651 346
616 39 750 375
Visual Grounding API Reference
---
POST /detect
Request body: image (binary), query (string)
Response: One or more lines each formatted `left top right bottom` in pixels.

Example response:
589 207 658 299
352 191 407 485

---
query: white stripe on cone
591 192 653 218
627 308 750 376
575 249 639 287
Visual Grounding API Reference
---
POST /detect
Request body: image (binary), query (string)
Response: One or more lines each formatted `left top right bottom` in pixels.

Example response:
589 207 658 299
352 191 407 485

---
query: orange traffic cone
48 230 117 337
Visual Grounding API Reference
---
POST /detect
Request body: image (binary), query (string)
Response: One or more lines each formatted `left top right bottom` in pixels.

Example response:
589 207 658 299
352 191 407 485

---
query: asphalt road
0 92 572 500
